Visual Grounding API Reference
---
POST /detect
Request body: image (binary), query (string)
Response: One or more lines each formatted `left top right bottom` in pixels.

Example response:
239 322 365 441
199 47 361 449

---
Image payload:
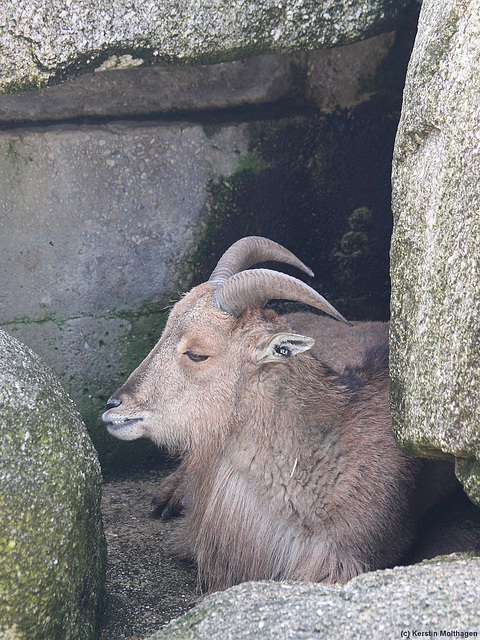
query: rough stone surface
146 556 480 639
0 329 106 640
0 120 249 463
0 54 301 124
0 123 246 322
390 0 480 506
1 0 412 93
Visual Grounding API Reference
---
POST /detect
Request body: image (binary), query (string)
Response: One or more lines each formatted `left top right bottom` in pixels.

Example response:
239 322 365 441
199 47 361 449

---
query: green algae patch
86 303 172 468
0 329 106 640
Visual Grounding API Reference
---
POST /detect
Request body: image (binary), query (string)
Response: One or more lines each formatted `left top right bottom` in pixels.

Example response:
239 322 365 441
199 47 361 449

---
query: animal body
103 236 474 592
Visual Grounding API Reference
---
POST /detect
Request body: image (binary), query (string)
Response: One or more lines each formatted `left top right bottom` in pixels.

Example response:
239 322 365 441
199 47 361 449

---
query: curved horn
213 269 351 325
208 236 314 284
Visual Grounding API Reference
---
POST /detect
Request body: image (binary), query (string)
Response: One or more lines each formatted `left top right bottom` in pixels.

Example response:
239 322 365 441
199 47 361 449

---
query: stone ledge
0 32 397 124
1 0 411 93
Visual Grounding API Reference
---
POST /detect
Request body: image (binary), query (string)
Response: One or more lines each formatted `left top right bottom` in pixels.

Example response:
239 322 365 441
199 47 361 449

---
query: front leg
150 464 186 519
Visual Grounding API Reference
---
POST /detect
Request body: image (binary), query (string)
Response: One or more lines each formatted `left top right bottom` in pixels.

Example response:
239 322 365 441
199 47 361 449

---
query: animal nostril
106 397 122 411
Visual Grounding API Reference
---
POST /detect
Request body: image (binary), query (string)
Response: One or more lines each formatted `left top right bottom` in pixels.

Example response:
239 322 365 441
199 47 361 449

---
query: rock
145 556 480 639
0 32 397 124
0 329 106 639
390 0 480 506
1 0 411 93
305 32 396 112
0 54 301 124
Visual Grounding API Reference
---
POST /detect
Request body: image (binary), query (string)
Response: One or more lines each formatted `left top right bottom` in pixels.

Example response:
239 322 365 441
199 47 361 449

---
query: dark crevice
0 97 317 133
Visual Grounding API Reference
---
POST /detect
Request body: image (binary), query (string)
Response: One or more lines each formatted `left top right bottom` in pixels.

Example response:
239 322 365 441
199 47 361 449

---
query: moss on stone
79 303 172 467
1 76 48 96
0 329 106 639
169 173 240 288
234 149 271 176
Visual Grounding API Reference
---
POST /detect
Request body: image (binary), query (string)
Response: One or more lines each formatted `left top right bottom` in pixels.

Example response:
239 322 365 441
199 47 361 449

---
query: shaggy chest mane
180 462 320 589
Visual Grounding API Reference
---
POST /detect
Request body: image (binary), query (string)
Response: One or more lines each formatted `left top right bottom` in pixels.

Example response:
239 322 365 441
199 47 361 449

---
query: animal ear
255 332 315 364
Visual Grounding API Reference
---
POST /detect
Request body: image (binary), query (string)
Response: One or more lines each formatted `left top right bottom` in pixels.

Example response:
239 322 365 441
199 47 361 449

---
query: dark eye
275 345 291 357
184 351 209 363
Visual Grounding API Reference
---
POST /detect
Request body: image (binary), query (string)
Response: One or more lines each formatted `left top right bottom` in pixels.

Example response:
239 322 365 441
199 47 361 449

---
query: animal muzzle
102 394 145 441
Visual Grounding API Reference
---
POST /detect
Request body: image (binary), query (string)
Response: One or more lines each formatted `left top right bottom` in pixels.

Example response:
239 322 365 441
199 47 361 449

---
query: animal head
102 237 348 451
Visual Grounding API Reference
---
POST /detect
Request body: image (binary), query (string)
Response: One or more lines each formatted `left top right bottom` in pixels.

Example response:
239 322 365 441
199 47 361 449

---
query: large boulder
390 0 480 505
0 329 106 640
1 0 411 93
146 556 480 639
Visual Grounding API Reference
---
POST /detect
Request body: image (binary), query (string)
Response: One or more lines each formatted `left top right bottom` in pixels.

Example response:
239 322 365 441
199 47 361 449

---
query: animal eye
184 351 209 363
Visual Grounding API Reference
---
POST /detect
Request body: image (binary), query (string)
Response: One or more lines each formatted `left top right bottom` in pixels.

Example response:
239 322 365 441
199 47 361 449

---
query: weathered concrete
0 33 396 124
390 0 480 506
0 54 302 124
0 121 250 462
1 0 411 93
146 556 480 640
305 32 396 112
0 329 106 640
0 124 247 321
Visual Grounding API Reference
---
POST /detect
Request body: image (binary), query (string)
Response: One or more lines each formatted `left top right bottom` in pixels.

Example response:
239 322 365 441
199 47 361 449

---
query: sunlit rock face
390 0 480 506
0 0 411 92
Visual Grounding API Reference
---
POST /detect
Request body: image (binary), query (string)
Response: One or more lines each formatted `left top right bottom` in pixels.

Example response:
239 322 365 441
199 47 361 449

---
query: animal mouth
102 413 142 432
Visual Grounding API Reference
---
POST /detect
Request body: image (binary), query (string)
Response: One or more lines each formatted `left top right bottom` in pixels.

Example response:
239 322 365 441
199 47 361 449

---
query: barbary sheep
102 236 476 592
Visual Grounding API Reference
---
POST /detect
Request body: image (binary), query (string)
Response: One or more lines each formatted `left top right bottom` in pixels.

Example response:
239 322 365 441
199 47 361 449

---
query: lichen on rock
0 329 106 640
1 0 412 93
390 0 480 505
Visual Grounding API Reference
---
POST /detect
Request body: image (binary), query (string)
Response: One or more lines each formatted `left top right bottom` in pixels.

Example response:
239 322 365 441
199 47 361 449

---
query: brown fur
103 286 477 593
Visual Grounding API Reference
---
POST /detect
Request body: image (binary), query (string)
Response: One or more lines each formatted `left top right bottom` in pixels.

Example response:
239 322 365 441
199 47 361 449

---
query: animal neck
223 354 346 488
185 355 346 494
247 354 343 437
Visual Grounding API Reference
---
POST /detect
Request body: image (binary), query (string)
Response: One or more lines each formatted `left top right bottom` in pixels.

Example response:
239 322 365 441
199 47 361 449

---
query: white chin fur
106 420 144 441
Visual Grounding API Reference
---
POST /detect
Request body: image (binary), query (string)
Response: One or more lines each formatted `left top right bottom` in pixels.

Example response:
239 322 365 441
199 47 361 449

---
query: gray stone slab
146 556 480 640
1 0 411 93
0 122 247 322
0 32 398 124
390 0 480 505
0 54 300 123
